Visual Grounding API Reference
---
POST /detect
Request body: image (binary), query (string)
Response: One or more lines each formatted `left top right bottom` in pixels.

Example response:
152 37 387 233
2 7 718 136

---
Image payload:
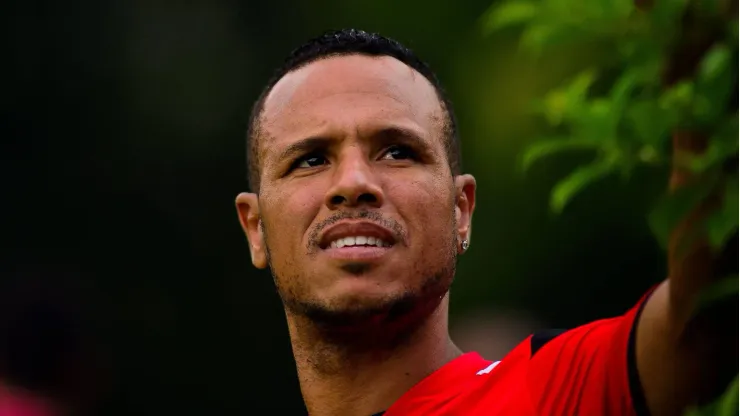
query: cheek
261 183 325 256
387 175 455 241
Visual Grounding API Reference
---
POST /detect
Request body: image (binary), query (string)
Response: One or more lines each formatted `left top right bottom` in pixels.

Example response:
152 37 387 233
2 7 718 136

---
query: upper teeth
330 236 390 248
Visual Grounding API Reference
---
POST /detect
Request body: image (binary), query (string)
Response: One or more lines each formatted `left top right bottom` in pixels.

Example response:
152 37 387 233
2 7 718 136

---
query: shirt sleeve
526 289 655 416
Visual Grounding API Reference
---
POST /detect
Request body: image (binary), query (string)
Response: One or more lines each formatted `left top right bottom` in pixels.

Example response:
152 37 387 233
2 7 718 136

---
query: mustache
308 210 406 248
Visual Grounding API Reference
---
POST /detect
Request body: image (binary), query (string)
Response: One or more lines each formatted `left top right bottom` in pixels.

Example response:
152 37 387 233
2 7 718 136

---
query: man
236 29 734 415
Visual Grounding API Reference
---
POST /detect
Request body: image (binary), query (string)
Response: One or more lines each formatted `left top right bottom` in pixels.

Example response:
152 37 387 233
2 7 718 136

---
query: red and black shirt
374 291 652 416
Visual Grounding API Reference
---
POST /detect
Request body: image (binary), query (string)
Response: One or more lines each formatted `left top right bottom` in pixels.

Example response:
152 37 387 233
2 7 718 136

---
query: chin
280 264 454 331
324 281 405 310
296 285 416 329
336 270 407 292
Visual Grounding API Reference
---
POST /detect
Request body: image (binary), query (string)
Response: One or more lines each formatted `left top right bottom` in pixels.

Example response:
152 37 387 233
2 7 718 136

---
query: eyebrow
276 136 333 163
374 126 428 149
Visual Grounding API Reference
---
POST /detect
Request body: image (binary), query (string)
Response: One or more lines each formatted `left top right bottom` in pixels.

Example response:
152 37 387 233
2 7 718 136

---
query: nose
325 148 384 209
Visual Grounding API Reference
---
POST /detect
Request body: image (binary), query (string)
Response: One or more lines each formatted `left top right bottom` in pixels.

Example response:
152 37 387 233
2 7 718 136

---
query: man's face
236 55 476 327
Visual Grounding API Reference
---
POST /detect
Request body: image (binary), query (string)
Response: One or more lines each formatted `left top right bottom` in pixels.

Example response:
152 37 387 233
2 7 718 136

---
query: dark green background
3 0 665 413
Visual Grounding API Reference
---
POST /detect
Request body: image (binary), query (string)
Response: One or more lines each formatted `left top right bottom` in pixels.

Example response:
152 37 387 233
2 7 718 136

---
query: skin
636 132 737 416
236 55 475 415
236 54 730 416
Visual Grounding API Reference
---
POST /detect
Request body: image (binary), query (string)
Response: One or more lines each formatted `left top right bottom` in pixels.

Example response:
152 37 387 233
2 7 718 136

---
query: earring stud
461 239 469 252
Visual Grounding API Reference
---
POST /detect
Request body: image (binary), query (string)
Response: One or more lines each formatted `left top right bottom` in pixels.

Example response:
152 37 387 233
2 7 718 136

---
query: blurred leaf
539 90 569 125
601 0 635 19
572 99 619 143
658 81 695 129
648 0 689 33
686 138 739 173
728 19 739 44
481 1 538 34
648 175 719 249
713 114 740 146
660 81 694 109
687 141 740 173
687 116 740 174
521 138 601 172
543 0 633 31
638 145 662 164
684 375 739 416
695 275 739 313
519 23 584 55
520 24 556 54
568 70 598 97
699 44 732 82
695 0 720 14
706 174 739 249
610 69 640 109
539 70 597 125
612 61 662 97
616 21 663 62
694 44 735 126
627 99 680 145
550 154 619 213
718 377 740 416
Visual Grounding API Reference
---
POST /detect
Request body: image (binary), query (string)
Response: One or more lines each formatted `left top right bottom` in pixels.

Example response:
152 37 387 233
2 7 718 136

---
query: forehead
259 54 444 158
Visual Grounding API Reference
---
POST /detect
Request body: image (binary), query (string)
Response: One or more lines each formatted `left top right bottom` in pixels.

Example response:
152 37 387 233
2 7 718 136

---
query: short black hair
246 28 461 194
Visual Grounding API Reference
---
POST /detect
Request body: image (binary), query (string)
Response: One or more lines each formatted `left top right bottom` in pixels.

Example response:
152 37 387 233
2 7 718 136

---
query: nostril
327 192 380 208
357 193 377 204
330 195 345 206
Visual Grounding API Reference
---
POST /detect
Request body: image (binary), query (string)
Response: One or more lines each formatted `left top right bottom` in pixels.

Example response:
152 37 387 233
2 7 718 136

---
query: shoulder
522 294 654 416
475 293 654 416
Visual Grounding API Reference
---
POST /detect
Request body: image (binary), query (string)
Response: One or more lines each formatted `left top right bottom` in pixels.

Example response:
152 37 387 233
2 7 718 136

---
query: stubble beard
264 218 459 348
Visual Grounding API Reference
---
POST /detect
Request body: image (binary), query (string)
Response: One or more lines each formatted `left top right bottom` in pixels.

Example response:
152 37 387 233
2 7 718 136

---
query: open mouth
318 221 399 252
329 235 392 249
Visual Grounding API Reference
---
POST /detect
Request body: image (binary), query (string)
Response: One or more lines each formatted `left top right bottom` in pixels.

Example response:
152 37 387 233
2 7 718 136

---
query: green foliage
648 173 720 249
685 376 739 416
485 0 738 414
536 70 598 126
687 116 739 174
550 154 620 213
695 275 739 313
481 0 640 54
480 1 538 33
707 174 739 249
486 0 737 223
520 138 600 172
694 44 736 127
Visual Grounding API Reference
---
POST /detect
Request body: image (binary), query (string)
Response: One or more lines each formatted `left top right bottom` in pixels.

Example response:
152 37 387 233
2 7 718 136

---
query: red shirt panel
383 292 651 416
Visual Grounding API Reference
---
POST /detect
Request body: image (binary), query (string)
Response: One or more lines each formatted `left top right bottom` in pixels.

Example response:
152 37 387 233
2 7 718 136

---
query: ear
454 174 476 253
235 192 268 269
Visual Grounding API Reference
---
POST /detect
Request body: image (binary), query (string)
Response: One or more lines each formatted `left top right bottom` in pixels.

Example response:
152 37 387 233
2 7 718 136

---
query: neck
286 295 462 416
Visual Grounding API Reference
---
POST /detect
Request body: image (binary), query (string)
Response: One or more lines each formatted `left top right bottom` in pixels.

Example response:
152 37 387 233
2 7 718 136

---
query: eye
293 153 328 170
381 145 416 161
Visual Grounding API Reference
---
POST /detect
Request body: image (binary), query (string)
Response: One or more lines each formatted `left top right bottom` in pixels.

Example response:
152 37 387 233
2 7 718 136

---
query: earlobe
454 174 477 252
235 192 268 269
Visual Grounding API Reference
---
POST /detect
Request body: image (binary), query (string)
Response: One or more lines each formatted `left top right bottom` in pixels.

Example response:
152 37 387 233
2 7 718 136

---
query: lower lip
323 245 393 261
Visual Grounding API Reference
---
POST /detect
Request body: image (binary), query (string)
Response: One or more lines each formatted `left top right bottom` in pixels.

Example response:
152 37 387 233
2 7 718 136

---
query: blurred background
3 0 667 414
